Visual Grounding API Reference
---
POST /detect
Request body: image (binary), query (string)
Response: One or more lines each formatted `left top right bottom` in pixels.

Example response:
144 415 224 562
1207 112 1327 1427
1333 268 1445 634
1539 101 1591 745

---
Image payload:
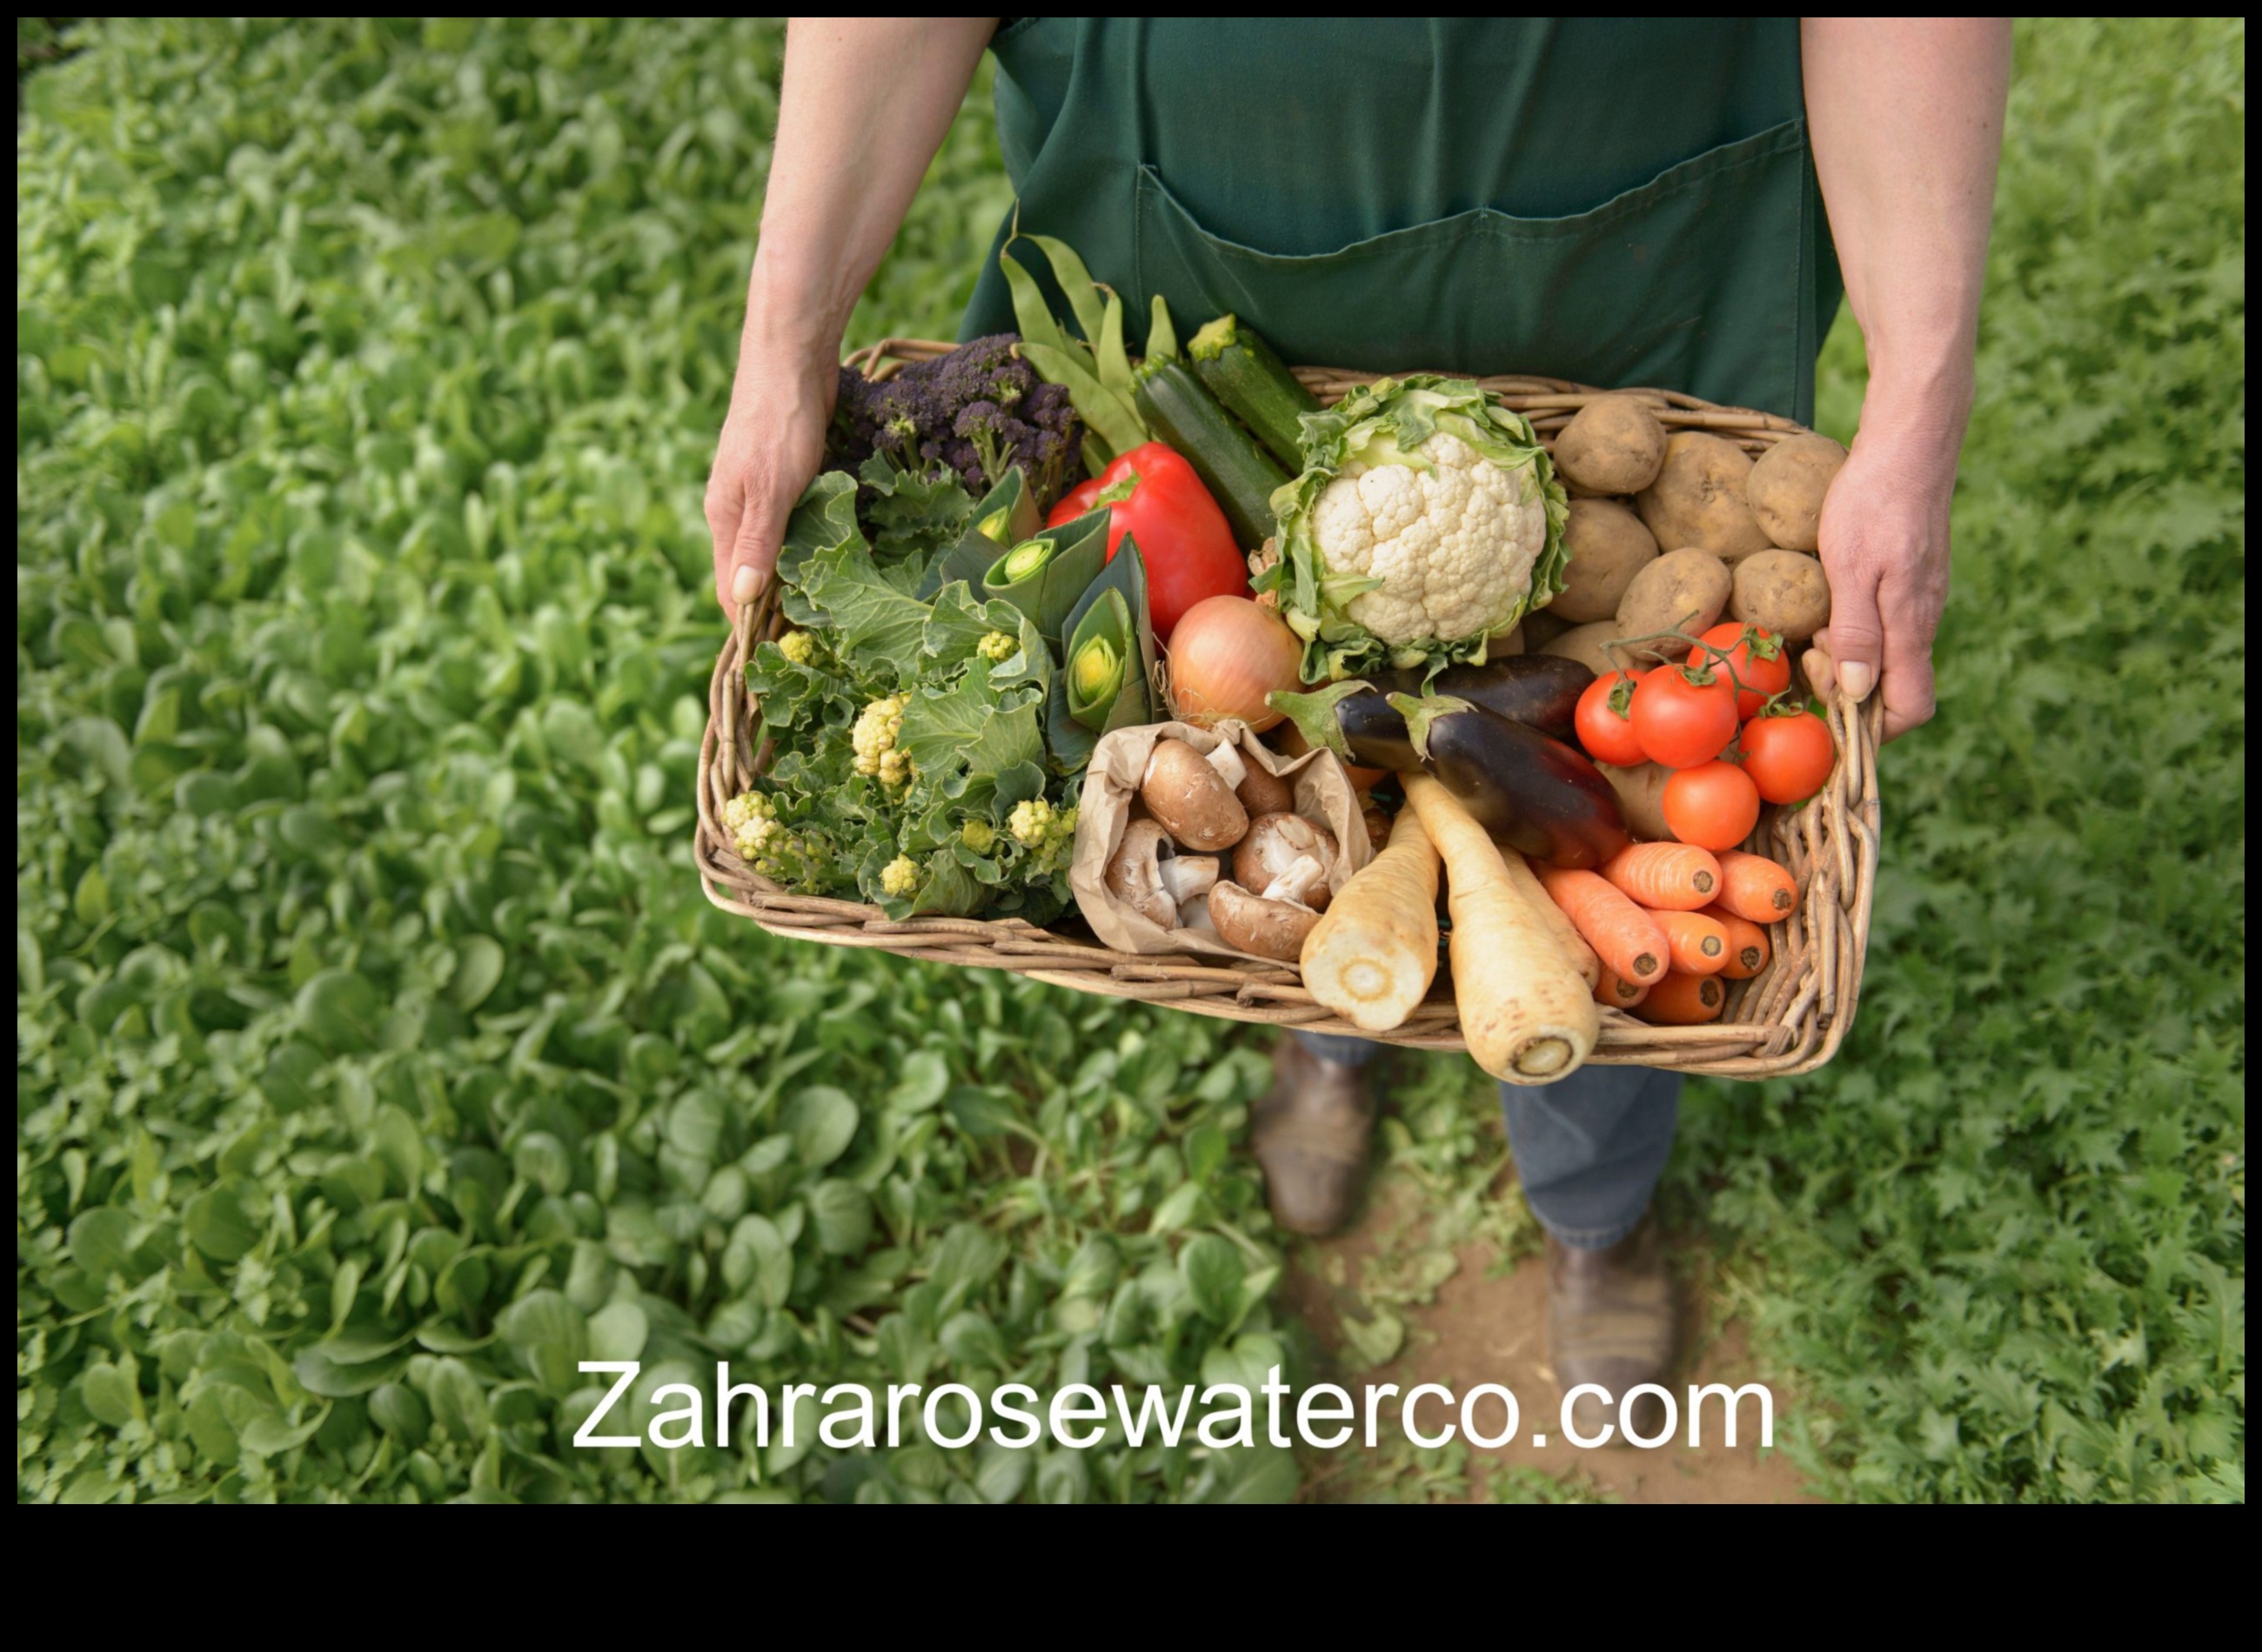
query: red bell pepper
1045 441 1248 641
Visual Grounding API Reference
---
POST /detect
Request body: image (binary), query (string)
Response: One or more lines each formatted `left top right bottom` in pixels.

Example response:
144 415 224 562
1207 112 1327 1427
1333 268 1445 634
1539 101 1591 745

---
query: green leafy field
17 18 2244 1502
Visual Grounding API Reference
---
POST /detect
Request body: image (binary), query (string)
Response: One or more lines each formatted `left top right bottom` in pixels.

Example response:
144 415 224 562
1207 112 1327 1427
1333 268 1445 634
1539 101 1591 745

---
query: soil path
1283 1181 1818 1504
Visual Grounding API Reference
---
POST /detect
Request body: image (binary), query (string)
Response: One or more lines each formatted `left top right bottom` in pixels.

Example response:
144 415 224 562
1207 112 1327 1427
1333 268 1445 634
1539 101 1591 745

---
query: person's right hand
705 341 836 614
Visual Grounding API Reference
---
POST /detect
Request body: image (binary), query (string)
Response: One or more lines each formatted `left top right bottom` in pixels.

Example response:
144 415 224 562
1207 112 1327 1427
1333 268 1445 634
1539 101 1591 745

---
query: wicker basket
696 339 1882 1078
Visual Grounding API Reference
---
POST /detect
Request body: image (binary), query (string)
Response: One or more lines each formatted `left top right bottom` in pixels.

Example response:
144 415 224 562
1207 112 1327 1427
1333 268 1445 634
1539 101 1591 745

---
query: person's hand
1810 405 1960 740
705 332 835 614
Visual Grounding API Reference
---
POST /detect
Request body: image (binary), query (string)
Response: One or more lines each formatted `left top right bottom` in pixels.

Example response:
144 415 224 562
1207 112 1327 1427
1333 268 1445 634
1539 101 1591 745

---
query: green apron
960 18 1841 425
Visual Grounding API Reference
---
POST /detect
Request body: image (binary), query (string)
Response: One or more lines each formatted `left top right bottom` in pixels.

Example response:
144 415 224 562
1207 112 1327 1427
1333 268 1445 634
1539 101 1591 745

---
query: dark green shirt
961 18 1842 422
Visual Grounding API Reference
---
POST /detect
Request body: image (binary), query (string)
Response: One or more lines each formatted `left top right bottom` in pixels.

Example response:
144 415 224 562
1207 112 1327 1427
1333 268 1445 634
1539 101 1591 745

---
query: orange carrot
1650 909 1730 976
1592 966 1650 1010
1534 866 1669 985
1705 905 1771 979
1636 970 1725 1025
1714 849 1800 924
1602 842 1722 912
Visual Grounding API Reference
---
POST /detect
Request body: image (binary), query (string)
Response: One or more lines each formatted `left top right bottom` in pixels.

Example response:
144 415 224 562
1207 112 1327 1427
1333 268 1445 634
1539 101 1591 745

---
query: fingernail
730 564 760 604
1839 661 1875 702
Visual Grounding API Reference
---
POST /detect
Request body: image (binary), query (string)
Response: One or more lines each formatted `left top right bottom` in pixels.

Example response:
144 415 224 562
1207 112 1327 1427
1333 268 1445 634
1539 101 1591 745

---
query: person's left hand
1810 413 1959 740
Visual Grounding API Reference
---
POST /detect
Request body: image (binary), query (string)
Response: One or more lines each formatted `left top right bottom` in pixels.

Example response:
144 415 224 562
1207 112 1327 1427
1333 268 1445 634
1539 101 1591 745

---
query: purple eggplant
1268 680 1419 773
1379 654 1593 743
1389 692 1628 868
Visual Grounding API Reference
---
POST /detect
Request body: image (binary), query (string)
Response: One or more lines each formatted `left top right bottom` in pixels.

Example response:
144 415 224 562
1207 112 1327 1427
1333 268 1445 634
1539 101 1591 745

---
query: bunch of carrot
1532 842 1799 1026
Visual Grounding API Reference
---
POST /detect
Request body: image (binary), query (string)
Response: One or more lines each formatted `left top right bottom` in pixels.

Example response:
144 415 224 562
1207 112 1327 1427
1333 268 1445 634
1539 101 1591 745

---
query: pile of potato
1524 397 1842 679
1514 396 1844 842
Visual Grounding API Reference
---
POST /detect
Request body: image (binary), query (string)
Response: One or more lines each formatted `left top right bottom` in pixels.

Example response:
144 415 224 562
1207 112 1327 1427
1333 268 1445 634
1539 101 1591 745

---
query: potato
1748 433 1847 552
1730 550 1832 642
1553 395 1669 494
1539 620 1630 679
1484 621 1525 656
1597 761 1672 842
1635 431 1773 560
1614 548 1731 661
1554 498 1659 623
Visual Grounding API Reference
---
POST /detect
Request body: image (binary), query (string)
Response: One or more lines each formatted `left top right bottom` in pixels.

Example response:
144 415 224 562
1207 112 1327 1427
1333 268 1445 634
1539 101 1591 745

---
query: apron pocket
1133 119 1814 411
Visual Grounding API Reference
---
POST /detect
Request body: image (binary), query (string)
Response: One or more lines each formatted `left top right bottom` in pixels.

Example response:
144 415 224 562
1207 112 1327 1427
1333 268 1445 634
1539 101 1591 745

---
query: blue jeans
1294 1032 1678 1250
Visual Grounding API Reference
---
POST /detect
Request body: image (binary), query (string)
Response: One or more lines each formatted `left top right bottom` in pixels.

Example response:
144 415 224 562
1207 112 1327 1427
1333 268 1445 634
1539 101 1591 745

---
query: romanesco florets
1008 799 1079 857
960 819 998 854
722 791 782 867
880 854 920 898
852 694 913 788
778 630 816 666
975 630 1016 664
1008 799 1054 848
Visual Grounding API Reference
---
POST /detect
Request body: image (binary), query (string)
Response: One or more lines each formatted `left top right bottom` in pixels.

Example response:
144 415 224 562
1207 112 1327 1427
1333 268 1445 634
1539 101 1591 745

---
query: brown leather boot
1250 1039 1377 1236
1546 1217 1675 1445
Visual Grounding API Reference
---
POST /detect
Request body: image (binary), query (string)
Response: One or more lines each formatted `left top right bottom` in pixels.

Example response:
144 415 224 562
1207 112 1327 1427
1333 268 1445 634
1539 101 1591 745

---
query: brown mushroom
1208 880 1322 963
1201 740 1249 793
1159 853 1219 906
1235 762 1296 817
1261 854 1329 908
1360 797 1393 850
1141 738 1248 852
1233 813 1338 912
1103 819 1178 929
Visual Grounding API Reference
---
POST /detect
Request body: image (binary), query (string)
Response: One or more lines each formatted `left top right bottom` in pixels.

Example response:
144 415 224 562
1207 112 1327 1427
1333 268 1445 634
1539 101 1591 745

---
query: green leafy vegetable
742 473 1076 921
856 453 975 568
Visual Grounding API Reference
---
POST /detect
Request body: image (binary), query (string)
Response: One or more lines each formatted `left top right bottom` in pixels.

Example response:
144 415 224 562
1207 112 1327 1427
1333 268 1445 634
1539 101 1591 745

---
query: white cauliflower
1269 376 1568 679
1311 429 1549 645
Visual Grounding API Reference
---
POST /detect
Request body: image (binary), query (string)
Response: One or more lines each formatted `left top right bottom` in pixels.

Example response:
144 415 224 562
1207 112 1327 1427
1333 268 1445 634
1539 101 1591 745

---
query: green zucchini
1133 358 1290 547
1188 313 1321 471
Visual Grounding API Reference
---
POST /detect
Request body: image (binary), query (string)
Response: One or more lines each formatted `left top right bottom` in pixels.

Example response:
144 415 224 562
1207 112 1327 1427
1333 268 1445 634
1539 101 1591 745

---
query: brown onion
1165 596 1303 733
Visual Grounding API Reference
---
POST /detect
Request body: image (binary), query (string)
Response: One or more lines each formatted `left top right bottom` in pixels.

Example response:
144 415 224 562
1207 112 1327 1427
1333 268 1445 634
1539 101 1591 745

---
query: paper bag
1069 719 1372 962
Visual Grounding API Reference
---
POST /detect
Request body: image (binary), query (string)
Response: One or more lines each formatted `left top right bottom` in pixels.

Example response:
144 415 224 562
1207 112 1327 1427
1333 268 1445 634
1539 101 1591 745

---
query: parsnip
1496 846 1601 987
1299 809 1441 1032
1403 774 1599 1085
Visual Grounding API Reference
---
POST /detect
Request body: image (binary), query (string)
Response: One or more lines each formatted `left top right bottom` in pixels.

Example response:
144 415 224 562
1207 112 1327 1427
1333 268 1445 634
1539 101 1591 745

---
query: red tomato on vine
1688 623 1791 719
1631 666 1739 769
1575 670 1650 766
1740 710 1836 803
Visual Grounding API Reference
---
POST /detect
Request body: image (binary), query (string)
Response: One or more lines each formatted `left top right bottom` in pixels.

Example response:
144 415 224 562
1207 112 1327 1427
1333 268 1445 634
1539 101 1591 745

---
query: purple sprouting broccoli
828 335 1084 514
